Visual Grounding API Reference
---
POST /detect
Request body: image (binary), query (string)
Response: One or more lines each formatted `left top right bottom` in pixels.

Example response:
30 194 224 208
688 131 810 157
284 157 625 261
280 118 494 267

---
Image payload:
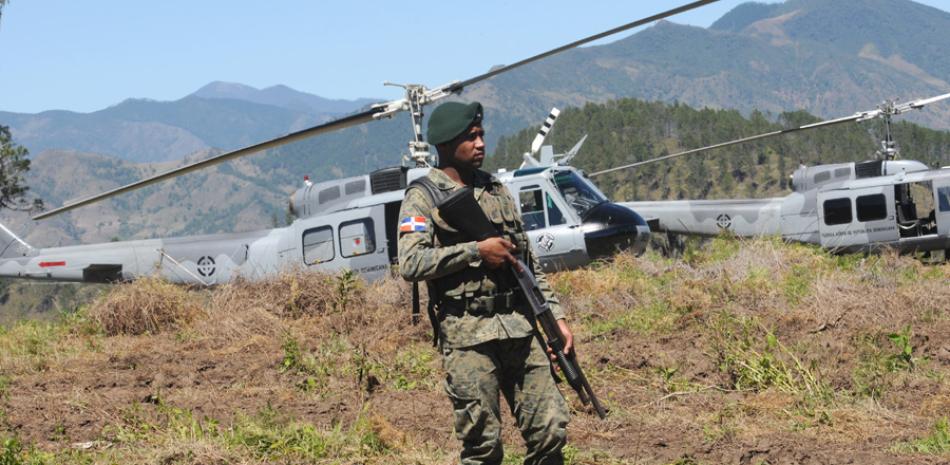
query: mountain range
0 85 375 163
474 0 950 131
191 81 378 116
5 0 950 164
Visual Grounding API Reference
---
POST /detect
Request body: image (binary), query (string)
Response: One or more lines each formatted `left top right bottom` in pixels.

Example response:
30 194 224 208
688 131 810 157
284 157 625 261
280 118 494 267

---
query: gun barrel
514 258 607 419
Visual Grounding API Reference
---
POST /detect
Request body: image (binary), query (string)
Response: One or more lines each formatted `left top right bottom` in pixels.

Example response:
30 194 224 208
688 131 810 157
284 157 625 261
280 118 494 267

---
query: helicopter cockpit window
340 219 375 258
553 170 607 218
856 194 887 222
823 198 852 226
939 186 950 212
519 188 545 231
303 226 334 265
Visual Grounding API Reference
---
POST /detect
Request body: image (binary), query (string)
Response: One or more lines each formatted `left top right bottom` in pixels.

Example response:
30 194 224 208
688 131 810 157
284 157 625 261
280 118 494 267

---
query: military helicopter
609 92 950 255
0 1 725 285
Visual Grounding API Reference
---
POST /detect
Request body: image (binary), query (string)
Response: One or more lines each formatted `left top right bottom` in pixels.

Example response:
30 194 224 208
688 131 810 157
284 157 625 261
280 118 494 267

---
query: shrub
87 277 203 335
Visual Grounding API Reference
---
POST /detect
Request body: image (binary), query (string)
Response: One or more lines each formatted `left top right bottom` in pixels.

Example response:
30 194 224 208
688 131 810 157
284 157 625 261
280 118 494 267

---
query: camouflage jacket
398 168 565 349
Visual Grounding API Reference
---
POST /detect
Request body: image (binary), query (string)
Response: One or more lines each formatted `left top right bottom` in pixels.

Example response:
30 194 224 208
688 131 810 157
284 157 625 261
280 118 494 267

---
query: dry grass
203 270 421 348
2 239 949 465
211 271 346 319
87 277 204 336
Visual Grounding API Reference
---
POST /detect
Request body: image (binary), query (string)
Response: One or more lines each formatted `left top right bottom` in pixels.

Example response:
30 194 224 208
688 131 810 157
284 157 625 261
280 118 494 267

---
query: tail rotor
522 108 561 168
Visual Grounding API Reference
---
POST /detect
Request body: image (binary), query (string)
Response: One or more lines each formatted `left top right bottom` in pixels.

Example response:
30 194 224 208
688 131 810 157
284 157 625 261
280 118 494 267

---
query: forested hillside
491 99 950 202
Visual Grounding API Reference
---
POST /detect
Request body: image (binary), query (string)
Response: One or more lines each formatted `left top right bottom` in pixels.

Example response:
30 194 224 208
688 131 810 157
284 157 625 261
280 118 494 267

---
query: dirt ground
1 241 948 464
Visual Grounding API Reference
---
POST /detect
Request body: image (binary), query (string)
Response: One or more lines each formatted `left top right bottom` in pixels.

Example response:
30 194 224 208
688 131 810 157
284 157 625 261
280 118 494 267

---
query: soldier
398 101 573 465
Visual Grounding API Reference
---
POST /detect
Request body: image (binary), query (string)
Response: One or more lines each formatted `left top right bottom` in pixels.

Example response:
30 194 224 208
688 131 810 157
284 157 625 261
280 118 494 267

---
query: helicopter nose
581 202 650 259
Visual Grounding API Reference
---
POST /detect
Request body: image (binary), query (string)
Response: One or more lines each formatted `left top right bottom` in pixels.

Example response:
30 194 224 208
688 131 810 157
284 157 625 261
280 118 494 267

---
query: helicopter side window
345 180 366 195
814 171 832 184
303 226 334 265
340 219 375 258
856 194 887 222
546 193 565 226
319 186 341 204
519 188 545 231
939 187 950 212
823 198 852 226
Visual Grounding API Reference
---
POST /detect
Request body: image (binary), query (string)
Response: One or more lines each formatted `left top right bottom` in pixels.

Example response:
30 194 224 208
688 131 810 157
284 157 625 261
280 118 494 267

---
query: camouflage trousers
441 335 569 465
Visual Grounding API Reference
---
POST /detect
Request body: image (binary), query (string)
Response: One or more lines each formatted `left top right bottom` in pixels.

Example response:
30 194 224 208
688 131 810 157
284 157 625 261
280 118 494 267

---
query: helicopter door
817 186 897 251
516 185 585 271
296 205 389 281
933 177 950 237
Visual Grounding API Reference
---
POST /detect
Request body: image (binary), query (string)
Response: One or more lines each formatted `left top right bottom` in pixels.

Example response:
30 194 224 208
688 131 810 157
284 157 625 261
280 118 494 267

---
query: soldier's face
448 124 486 169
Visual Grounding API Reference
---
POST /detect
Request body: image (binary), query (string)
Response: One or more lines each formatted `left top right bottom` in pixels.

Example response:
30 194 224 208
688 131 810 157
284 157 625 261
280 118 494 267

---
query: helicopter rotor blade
589 90 950 177
32 106 385 220
896 91 950 113
589 115 862 177
34 0 722 220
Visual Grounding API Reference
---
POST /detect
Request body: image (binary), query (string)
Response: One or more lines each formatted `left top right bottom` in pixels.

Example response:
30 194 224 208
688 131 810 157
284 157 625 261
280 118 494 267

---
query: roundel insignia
197 256 216 277
536 233 556 252
716 213 732 230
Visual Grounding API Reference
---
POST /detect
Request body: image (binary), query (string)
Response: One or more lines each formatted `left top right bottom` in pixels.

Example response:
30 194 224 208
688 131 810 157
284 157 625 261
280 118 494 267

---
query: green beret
427 101 483 145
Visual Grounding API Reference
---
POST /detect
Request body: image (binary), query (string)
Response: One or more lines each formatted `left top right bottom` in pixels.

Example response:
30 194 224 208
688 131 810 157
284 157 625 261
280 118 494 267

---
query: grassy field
0 238 948 464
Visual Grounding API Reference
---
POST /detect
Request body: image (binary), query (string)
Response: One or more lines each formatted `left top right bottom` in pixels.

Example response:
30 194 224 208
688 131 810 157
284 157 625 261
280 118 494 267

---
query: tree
0 126 43 211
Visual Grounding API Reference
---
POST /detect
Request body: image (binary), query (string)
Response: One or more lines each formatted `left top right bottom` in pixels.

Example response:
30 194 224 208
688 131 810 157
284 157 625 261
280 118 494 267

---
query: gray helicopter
0 1 724 285
610 92 950 254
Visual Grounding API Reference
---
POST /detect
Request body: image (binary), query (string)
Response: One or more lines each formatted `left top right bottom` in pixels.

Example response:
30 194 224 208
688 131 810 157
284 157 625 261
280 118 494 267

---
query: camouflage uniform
398 168 570 465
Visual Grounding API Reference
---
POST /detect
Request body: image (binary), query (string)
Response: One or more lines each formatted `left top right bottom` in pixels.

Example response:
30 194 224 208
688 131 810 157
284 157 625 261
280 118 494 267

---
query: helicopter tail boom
620 198 784 237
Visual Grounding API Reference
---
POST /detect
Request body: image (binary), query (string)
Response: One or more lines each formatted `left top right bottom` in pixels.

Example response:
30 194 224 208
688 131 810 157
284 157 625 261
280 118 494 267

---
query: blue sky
1 0 949 114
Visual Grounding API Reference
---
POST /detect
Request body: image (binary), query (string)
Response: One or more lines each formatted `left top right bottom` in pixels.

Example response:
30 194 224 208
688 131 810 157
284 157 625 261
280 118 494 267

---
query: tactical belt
439 290 523 317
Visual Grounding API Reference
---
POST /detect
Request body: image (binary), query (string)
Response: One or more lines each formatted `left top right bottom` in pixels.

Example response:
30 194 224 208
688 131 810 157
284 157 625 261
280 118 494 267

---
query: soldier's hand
547 319 574 362
558 319 574 355
477 237 518 269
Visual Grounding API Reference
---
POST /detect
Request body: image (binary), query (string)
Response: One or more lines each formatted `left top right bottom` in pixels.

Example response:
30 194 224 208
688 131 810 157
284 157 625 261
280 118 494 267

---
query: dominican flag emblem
400 216 427 232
